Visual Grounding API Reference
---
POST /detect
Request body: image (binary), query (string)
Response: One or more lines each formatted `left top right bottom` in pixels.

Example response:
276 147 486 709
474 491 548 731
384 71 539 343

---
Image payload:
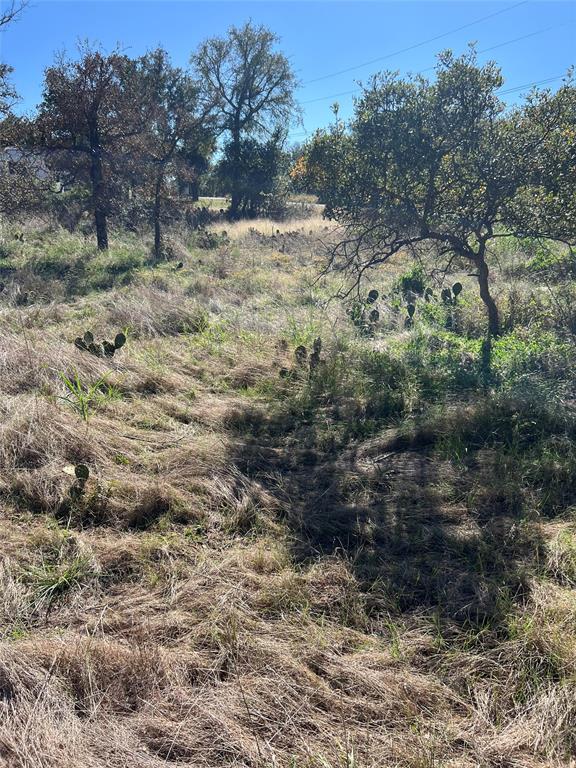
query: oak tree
216 129 287 217
192 22 298 219
138 48 217 260
302 50 576 339
37 45 147 249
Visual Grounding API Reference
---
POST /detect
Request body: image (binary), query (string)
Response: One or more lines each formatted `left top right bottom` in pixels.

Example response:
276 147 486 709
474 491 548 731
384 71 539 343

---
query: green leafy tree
216 129 287 217
304 50 576 339
192 21 298 219
509 77 576 242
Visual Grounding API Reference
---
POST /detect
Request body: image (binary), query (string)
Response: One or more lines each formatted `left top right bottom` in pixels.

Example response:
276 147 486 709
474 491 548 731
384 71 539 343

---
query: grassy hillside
0 217 575 767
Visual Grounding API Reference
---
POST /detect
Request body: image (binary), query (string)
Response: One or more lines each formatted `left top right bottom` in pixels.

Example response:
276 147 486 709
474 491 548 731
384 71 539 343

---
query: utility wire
499 74 567 94
301 22 570 105
418 24 562 74
303 0 528 85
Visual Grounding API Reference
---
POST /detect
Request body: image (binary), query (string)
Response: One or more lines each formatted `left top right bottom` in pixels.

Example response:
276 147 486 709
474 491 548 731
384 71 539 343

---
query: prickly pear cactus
74 330 127 358
294 345 308 365
452 282 463 298
75 464 90 481
114 332 126 349
102 341 116 358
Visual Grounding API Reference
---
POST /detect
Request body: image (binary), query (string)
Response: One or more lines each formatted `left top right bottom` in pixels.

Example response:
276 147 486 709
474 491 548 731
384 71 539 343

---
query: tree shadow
227 404 547 629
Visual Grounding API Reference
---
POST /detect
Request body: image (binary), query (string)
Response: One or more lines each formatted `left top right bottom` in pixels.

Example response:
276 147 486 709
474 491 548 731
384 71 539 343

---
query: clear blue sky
1 0 574 143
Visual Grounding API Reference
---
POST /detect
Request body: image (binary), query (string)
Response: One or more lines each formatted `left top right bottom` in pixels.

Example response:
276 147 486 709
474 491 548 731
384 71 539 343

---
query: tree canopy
300 50 576 337
192 21 298 218
137 48 217 259
217 129 287 217
36 44 149 249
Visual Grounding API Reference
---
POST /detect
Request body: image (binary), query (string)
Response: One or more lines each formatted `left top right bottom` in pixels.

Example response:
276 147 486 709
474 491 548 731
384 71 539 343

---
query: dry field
0 220 575 767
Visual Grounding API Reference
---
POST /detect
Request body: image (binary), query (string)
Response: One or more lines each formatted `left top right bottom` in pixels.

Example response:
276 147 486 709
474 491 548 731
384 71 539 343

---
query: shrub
394 329 483 396
492 328 573 386
394 264 426 296
522 238 574 279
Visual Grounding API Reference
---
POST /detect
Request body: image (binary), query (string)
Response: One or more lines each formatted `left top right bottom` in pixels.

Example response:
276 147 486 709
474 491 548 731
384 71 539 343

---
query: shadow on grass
226 399 554 630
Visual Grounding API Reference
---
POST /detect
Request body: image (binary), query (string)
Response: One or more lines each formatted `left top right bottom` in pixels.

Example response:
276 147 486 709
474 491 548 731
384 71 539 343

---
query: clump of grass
0 230 149 299
25 552 96 609
0 558 32 638
57 371 120 422
105 286 209 338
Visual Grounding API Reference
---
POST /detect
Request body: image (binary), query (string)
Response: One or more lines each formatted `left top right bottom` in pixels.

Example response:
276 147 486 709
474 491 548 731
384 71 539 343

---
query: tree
510 78 576 243
0 123 52 220
138 48 217 260
0 64 17 119
192 21 298 219
0 1 27 118
303 50 576 339
36 45 147 249
216 129 287 217
0 1 51 224
0 0 28 28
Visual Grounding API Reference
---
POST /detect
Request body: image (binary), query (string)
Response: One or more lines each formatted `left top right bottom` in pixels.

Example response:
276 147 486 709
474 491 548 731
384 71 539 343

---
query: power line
301 88 356 107
303 0 528 85
301 22 569 105
418 24 561 74
499 74 567 94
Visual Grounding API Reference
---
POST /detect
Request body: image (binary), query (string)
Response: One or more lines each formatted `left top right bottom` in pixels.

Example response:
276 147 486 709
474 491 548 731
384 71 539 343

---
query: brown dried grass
0 232 575 768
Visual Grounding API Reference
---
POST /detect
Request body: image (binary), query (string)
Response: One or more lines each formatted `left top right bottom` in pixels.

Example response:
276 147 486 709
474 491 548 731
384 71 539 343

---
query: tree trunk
89 126 108 251
473 245 500 338
94 206 108 251
153 173 163 262
229 118 241 220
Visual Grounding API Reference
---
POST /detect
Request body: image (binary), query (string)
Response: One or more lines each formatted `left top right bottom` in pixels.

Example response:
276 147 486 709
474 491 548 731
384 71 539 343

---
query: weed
57 371 118 421
394 264 426 296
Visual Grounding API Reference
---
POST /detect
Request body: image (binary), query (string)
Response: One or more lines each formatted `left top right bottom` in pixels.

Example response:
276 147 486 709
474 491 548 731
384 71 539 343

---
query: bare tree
0 0 28 28
0 64 17 118
0 1 28 117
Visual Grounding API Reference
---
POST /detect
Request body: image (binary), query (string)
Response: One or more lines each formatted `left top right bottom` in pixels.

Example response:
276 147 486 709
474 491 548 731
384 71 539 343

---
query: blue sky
1 0 574 143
